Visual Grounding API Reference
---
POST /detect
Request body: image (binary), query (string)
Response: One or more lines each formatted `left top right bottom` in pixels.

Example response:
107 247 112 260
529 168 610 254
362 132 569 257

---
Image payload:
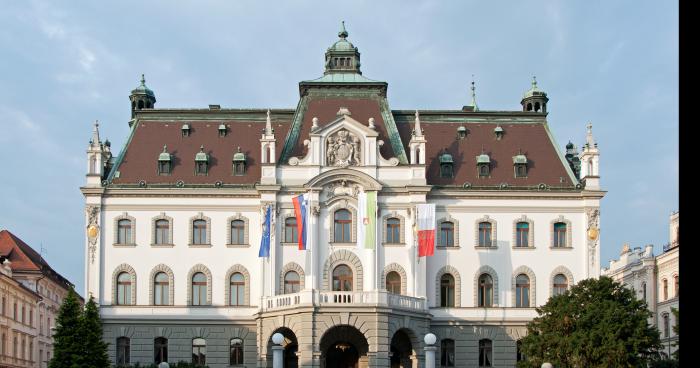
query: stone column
424 333 437 368
272 333 284 368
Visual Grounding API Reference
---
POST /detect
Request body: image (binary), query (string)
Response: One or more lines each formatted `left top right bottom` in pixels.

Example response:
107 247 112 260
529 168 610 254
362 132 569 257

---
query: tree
49 288 83 368
517 276 662 368
80 296 110 367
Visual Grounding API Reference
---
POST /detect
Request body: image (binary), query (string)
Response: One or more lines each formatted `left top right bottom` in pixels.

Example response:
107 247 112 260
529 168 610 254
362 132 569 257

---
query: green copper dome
439 152 454 163
131 74 155 98
523 76 547 99
476 153 491 164
512 154 527 164
158 145 171 161
232 147 246 162
195 145 208 162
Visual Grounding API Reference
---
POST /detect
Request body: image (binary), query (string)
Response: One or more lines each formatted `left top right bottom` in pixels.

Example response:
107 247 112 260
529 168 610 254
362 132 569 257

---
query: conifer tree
79 296 110 367
49 288 82 368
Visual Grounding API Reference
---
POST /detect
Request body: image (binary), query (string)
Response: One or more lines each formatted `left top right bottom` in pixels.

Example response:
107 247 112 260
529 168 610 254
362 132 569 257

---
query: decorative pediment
327 129 361 167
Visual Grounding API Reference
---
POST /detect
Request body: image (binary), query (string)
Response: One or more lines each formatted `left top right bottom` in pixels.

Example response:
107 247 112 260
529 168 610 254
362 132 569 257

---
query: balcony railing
261 290 427 312
663 241 679 252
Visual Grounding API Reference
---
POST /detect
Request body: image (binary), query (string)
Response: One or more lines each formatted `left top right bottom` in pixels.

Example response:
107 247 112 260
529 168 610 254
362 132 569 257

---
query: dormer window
476 153 490 178
457 126 467 140
439 151 454 178
182 123 191 137
218 123 227 137
513 152 528 178
157 145 172 176
232 147 246 176
195 145 209 175
494 126 504 140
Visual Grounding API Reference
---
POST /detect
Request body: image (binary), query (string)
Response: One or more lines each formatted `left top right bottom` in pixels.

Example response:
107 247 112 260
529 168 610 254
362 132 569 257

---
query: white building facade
82 25 604 368
602 211 678 359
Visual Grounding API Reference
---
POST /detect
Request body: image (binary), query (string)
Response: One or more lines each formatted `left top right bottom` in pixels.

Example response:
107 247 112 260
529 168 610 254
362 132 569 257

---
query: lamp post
424 333 437 368
272 333 285 368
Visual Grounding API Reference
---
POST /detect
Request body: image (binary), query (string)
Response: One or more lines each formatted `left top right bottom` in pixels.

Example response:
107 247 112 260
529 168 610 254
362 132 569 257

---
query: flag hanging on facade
258 204 272 257
292 193 309 250
357 191 377 249
416 203 435 257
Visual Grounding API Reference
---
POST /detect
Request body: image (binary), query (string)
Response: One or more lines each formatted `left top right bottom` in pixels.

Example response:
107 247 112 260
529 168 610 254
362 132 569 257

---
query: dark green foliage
80 296 110 367
517 276 662 368
49 288 83 368
115 362 209 368
671 307 679 360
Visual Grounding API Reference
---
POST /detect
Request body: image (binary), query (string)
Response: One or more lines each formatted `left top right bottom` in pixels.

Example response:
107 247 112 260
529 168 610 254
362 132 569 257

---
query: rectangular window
440 339 455 367
479 223 492 247
553 223 567 247
155 220 170 244
192 220 208 244
516 223 529 247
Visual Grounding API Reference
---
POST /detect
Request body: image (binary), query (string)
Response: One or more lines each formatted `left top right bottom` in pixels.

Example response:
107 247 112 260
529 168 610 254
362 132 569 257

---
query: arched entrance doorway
267 327 298 368
390 329 415 368
320 325 369 368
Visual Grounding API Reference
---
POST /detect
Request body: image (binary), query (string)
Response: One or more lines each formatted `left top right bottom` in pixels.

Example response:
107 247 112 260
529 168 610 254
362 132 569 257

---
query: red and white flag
416 204 435 257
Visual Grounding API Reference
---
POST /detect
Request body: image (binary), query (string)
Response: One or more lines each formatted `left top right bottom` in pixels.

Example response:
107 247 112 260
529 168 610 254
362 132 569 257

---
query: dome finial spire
140 74 146 86
532 75 538 89
338 20 348 39
470 74 479 111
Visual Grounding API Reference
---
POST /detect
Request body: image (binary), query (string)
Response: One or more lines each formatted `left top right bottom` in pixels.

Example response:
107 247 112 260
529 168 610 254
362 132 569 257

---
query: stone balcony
261 290 428 313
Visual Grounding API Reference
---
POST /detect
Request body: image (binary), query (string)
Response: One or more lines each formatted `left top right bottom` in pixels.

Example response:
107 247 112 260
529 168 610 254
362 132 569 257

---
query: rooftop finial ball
424 333 437 345
272 333 284 345
541 363 553 368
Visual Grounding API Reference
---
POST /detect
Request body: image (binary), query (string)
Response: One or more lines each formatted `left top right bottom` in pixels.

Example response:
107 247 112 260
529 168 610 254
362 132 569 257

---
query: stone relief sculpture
86 205 100 264
326 129 360 167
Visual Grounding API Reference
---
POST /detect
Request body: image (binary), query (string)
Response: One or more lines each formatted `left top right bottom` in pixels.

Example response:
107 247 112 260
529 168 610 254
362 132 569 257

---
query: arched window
534 102 541 112
526 103 533 111
662 313 670 337
284 271 300 294
192 272 208 306
674 275 679 298
553 222 567 247
386 218 401 243
230 338 244 365
284 217 298 243
154 337 168 364
229 273 245 306
117 337 130 365
478 222 492 247
663 279 668 300
155 219 169 245
230 220 245 245
440 274 455 307
553 274 568 296
116 272 132 305
386 271 401 294
440 339 455 367
440 222 455 247
334 210 352 242
192 338 206 365
478 274 493 307
154 272 169 305
332 265 353 291
479 339 492 367
478 164 490 177
117 219 132 244
516 274 530 307
516 222 529 247
192 219 207 244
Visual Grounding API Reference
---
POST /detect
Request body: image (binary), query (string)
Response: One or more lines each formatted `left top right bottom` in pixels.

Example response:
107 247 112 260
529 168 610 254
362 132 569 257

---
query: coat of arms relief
326 129 361 167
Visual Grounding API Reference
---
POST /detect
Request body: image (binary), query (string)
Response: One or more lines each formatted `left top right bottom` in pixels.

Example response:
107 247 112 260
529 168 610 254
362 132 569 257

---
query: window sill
475 246 497 250
151 243 175 248
113 243 137 248
549 246 573 250
512 246 536 250
383 243 405 247
226 244 250 248
189 244 213 248
330 242 355 247
436 246 460 250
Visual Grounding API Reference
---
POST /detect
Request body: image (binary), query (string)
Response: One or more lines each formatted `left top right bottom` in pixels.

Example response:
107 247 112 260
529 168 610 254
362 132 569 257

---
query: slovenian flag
259 204 272 257
357 191 377 249
292 193 309 250
416 203 435 257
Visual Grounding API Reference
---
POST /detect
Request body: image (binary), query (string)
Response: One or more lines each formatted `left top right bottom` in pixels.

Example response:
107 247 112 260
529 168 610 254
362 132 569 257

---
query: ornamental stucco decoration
86 205 100 264
325 180 361 201
326 129 361 167
586 208 600 269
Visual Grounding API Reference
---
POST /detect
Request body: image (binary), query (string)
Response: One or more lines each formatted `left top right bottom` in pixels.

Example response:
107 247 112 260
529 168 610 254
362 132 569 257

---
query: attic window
157 145 172 176
476 153 491 178
494 126 504 140
457 126 467 140
513 152 528 178
218 123 227 137
232 147 246 176
439 151 454 178
194 145 209 175
182 123 191 137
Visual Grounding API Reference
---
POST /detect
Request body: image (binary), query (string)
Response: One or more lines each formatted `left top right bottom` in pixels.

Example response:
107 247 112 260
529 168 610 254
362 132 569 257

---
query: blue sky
0 1 678 294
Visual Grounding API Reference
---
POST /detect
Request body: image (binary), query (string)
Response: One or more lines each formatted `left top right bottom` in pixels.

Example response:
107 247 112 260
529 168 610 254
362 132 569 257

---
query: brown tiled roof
287 97 396 161
111 113 292 185
395 119 576 187
0 230 74 290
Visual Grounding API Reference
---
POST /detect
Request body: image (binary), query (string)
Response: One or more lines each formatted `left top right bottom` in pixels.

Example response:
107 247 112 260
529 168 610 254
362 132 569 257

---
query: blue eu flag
259 205 271 258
